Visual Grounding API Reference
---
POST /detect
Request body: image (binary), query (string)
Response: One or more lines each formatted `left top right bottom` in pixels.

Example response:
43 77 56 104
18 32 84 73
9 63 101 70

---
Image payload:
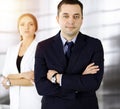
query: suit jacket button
75 91 78 93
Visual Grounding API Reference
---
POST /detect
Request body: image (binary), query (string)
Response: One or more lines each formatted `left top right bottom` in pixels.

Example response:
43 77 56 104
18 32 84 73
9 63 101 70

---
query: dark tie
65 41 74 61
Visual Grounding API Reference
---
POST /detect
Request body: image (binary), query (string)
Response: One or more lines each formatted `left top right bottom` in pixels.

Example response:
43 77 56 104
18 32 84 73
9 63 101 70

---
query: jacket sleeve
34 43 62 96
62 40 104 91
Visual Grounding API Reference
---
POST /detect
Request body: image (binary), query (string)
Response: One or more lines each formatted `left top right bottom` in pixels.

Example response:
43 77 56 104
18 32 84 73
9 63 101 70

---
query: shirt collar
60 32 77 46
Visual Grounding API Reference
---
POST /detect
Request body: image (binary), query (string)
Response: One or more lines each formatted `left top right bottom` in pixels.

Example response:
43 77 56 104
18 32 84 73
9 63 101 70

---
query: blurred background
0 0 120 109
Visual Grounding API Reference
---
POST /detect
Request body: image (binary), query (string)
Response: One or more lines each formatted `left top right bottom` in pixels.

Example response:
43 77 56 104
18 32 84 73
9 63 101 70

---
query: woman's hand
20 71 34 81
1 77 10 89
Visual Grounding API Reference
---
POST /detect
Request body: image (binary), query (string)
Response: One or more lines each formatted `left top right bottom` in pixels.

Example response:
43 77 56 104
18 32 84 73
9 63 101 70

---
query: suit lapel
66 32 87 73
51 32 87 73
52 32 67 71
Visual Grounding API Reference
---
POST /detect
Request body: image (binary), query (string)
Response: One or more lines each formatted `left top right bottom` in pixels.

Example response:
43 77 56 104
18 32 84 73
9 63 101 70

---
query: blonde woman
2 13 41 109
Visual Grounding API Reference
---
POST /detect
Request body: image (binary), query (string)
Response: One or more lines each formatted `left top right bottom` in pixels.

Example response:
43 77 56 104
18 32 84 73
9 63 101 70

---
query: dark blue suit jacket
35 32 104 109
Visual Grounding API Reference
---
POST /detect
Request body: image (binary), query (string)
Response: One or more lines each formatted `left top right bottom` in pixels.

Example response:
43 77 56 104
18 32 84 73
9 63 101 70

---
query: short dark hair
57 0 83 16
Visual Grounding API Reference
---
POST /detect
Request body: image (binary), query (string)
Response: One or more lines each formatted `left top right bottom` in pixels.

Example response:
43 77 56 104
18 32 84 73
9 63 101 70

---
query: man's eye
63 16 69 18
74 15 80 19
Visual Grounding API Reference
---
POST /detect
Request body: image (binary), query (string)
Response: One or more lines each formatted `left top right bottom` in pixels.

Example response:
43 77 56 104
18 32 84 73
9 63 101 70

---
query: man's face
57 4 83 38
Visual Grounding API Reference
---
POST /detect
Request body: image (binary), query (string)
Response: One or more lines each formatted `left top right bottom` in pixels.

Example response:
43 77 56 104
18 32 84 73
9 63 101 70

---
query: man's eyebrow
62 13 69 15
74 13 80 15
62 13 80 15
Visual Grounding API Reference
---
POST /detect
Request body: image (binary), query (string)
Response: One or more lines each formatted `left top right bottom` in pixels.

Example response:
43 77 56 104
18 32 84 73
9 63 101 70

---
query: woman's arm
7 71 34 80
2 76 33 89
2 71 34 88
10 78 33 86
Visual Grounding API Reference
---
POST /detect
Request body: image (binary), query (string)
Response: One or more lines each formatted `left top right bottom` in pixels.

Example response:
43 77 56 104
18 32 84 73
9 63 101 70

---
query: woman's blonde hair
18 13 38 41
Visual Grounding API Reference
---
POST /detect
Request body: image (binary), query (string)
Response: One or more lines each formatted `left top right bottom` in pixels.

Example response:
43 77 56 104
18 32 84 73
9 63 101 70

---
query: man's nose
68 17 74 24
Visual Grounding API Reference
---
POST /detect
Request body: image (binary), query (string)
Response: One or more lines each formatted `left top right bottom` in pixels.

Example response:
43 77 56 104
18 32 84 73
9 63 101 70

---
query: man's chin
66 30 75 35
66 32 75 37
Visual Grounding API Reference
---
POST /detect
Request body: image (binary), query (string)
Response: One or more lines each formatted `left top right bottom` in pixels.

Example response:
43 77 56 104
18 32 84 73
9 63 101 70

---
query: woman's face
18 16 36 40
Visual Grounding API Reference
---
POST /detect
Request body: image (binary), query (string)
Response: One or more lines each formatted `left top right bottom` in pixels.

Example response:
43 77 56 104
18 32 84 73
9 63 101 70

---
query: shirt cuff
59 74 62 86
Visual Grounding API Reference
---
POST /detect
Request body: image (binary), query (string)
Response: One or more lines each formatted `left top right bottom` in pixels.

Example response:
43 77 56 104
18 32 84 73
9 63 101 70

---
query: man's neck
61 32 79 42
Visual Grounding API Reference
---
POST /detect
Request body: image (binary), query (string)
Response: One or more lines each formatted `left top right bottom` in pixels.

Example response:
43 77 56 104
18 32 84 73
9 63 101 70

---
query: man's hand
82 63 99 75
47 70 62 84
47 70 58 81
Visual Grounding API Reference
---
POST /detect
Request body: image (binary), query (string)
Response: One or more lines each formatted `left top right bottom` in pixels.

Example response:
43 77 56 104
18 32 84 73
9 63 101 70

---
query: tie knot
65 41 74 48
65 41 74 61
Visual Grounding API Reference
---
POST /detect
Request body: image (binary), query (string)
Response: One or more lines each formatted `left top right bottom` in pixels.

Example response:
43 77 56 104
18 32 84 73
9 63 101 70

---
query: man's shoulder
37 32 60 46
78 33 103 49
80 33 101 43
38 36 55 46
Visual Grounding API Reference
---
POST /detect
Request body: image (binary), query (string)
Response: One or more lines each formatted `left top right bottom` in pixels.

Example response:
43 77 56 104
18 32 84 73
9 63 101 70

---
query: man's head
57 0 83 17
56 0 83 40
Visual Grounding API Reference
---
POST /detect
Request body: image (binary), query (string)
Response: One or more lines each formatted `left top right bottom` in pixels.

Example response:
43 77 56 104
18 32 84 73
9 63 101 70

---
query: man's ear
56 16 59 23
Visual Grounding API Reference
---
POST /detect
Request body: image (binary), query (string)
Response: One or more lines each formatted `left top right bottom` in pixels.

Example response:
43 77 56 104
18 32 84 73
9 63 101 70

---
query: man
35 0 104 109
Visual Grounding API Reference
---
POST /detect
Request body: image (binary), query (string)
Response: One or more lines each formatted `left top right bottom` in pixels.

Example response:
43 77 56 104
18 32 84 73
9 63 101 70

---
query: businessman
35 0 104 109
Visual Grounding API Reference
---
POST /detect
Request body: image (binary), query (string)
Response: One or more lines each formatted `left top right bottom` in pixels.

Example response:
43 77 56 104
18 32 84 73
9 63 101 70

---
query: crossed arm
47 63 99 85
2 71 34 89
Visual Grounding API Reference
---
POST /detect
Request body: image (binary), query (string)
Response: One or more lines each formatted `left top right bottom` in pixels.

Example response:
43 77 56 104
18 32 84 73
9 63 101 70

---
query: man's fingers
90 68 100 74
83 63 100 75
87 63 95 68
